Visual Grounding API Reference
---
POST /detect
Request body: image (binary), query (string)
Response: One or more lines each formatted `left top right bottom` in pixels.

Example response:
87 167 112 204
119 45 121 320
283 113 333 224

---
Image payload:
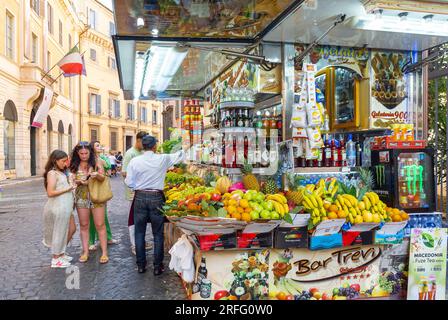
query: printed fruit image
214 290 230 300
241 161 260 191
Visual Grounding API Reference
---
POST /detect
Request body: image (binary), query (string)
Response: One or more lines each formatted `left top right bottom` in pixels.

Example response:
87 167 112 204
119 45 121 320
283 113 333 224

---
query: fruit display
222 190 289 222
216 176 232 194
164 172 204 189
261 178 279 194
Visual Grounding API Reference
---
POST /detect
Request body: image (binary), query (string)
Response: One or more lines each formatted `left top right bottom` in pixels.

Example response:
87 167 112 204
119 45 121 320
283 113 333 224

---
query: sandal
79 254 89 263
99 255 109 264
107 239 120 245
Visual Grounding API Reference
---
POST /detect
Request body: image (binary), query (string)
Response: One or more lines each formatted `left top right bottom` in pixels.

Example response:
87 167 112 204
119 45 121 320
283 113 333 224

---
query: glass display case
315 66 360 131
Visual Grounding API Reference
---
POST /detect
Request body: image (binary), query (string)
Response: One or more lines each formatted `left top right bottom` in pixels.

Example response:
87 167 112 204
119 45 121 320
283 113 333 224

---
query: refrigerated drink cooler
370 148 435 213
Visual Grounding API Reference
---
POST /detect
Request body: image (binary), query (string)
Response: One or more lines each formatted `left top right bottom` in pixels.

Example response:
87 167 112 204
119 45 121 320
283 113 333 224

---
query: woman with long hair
42 150 76 268
70 141 109 264
88 141 119 251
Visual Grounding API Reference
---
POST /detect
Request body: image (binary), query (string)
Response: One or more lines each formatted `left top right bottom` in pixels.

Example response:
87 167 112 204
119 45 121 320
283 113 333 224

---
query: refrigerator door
395 151 434 211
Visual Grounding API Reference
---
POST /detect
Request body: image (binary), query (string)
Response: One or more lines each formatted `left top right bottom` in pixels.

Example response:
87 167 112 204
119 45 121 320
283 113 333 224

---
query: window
3 101 17 170
58 20 63 46
46 51 51 71
32 33 38 63
109 22 115 36
88 9 97 30
152 110 157 125
6 11 14 59
108 57 116 70
127 103 135 120
47 3 53 34
31 0 40 15
90 128 98 142
110 131 118 151
90 48 96 61
141 107 147 123
89 93 101 115
109 98 120 118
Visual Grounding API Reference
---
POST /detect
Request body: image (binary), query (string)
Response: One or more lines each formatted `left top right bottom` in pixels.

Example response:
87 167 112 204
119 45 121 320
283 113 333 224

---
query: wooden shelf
294 167 358 174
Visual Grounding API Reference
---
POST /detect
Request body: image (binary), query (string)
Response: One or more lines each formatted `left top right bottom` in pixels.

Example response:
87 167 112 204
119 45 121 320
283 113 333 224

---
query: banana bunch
363 192 388 221
324 178 339 200
266 194 289 217
302 191 326 225
165 188 184 203
336 194 361 224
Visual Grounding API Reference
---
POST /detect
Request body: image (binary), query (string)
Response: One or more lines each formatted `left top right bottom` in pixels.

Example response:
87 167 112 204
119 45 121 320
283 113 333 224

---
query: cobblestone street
0 178 186 300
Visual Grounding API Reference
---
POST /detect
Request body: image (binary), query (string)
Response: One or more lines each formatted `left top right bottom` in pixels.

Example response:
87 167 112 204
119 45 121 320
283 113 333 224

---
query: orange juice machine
370 148 435 213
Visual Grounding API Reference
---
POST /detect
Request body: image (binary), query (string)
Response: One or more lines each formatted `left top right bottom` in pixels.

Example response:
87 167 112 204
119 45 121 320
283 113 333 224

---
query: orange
328 212 338 219
232 212 242 220
228 295 238 300
227 206 237 214
239 199 249 208
237 207 244 214
329 205 339 213
244 207 252 213
241 213 251 222
337 210 347 218
223 200 229 206
323 202 331 210
392 208 400 215
400 212 409 221
276 292 287 300
392 214 402 222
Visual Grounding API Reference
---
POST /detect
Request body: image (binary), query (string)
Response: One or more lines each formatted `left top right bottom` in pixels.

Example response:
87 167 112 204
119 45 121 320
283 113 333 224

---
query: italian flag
57 46 86 77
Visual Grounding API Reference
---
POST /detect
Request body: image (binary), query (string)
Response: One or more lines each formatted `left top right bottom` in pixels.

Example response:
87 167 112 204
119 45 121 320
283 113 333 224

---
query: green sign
407 228 447 300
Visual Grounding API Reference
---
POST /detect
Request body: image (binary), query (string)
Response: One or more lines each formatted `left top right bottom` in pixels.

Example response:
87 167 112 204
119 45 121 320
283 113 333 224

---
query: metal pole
445 76 448 214
434 79 439 211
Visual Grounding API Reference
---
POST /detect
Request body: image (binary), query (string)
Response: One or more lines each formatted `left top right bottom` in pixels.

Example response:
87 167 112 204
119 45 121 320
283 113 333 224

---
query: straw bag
88 174 113 204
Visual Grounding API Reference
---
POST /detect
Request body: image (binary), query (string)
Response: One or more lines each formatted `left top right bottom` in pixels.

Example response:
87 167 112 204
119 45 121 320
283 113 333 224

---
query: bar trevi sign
291 246 382 282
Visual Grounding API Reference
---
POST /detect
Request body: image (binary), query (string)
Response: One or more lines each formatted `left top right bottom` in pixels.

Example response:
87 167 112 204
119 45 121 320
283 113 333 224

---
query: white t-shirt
108 155 117 165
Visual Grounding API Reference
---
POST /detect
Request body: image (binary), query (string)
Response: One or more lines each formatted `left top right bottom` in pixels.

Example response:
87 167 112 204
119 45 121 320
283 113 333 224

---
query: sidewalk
0 176 43 188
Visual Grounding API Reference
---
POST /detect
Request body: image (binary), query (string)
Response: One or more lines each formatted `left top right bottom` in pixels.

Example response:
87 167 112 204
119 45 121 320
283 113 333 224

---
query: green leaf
307 218 315 231
217 208 228 218
422 233 434 248
357 187 368 201
291 206 303 214
283 213 293 224
208 206 218 217
210 181 217 187
201 200 209 210
349 186 356 197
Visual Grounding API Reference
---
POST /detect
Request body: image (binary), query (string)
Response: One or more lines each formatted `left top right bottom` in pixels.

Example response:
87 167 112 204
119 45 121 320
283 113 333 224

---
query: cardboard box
343 223 380 247
375 221 408 245
309 219 345 250
195 232 237 251
237 221 278 249
274 226 309 248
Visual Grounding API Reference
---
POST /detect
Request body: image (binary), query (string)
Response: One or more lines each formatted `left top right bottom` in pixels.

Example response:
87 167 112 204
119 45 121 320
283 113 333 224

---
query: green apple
255 194 265 203
265 200 274 211
254 204 263 213
243 193 253 201
271 212 280 220
250 211 260 220
260 210 271 219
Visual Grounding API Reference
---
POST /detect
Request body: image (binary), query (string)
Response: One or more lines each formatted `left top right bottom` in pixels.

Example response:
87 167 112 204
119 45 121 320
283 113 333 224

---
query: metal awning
112 0 303 99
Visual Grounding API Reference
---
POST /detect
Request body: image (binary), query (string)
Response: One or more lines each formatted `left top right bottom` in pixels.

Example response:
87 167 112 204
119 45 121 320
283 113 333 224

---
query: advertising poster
407 228 447 300
191 249 270 300
269 245 408 300
369 50 412 128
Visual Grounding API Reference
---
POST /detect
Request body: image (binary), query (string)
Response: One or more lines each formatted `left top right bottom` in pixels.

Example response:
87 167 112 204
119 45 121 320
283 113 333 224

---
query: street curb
0 177 43 189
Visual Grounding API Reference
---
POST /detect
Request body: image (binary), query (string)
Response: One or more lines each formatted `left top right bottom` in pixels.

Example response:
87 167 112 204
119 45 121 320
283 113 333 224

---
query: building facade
0 0 162 180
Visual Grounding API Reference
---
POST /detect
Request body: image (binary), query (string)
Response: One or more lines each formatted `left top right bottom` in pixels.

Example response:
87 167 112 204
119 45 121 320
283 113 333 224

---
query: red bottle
332 139 339 167
244 135 248 161
324 137 332 167
232 135 237 168
340 138 346 167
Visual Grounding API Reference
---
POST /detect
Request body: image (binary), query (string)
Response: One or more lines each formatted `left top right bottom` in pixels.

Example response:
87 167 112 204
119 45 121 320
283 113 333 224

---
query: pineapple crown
241 160 253 175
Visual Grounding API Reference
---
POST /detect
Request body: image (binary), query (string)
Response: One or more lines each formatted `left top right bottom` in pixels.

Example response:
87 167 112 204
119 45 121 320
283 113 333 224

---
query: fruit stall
111 0 448 301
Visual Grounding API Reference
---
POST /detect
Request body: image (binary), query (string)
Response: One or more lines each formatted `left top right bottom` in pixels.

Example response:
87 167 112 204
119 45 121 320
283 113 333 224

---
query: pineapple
262 178 279 194
285 173 305 205
204 171 216 187
241 161 260 191
358 167 374 190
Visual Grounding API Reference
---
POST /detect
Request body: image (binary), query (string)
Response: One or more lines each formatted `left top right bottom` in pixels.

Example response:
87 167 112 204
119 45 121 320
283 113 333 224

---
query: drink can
200 279 212 299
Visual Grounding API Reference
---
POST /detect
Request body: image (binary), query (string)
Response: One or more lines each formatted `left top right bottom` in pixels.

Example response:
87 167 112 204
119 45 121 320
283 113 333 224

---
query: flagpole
41 26 90 80
48 51 87 86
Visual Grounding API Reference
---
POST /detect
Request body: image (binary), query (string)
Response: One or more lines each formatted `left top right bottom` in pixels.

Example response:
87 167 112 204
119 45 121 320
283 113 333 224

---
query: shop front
112 0 448 300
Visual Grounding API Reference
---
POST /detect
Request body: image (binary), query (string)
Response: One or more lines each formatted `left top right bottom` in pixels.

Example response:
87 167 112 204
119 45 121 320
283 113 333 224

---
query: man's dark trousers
133 191 165 269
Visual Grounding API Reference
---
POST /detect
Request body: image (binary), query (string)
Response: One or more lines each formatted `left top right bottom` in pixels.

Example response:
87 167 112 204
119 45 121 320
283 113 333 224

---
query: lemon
328 212 338 219
239 199 249 208
372 213 381 223
362 211 373 223
355 215 364 224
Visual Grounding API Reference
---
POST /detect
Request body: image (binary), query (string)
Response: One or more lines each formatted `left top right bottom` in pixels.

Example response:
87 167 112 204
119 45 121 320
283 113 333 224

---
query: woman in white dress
42 150 76 268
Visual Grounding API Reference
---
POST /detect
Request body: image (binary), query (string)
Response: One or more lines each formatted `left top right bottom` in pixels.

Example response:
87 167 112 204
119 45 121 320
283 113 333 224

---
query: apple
313 292 322 300
243 193 253 201
214 290 229 300
271 212 280 220
250 211 260 220
263 201 274 211
285 295 294 300
260 210 271 219
255 194 265 203
211 193 221 201
350 284 360 292
252 204 263 213
322 293 330 300
309 288 319 295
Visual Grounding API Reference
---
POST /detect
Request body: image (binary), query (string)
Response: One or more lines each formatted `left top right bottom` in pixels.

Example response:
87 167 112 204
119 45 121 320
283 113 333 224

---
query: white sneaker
61 254 73 262
51 257 71 268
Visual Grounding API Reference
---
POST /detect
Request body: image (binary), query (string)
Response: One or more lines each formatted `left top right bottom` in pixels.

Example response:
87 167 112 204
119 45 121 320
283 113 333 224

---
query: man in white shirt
125 135 185 275
108 152 117 176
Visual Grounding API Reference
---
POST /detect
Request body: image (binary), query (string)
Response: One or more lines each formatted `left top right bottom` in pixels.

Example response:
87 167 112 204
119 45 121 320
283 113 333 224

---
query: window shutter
108 98 112 117
117 101 121 118
96 95 101 115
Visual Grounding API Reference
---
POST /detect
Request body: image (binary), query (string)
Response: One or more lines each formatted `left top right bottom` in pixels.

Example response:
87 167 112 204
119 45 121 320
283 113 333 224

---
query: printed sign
370 50 412 129
407 228 447 300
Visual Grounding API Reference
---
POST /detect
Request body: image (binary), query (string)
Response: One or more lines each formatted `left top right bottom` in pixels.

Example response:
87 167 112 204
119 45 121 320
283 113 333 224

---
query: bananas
266 194 287 204
266 194 288 217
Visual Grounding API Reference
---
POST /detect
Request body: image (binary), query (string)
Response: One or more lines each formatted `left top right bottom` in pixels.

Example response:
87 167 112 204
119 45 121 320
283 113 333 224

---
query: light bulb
137 17 145 28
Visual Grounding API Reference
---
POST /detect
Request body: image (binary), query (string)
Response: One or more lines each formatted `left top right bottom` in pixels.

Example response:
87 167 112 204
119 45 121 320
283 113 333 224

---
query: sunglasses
77 141 90 149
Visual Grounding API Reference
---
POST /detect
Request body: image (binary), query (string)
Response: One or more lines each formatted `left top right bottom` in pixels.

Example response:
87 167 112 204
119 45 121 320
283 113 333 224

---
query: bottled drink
221 133 226 167
332 139 339 167
340 137 347 167
356 137 362 167
324 136 332 167
254 133 261 168
232 134 237 168
237 109 244 127
318 144 324 167
263 111 270 129
244 109 251 127
346 134 357 167
244 135 249 161
198 258 208 282
255 111 263 128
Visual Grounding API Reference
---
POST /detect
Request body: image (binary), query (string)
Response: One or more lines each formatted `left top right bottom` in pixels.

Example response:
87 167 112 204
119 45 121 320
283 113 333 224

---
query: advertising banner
407 228 447 300
31 87 54 128
369 50 412 128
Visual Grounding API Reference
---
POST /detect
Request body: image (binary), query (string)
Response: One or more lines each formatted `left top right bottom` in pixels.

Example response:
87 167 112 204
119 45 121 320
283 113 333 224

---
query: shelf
220 101 255 109
218 127 256 133
294 167 358 174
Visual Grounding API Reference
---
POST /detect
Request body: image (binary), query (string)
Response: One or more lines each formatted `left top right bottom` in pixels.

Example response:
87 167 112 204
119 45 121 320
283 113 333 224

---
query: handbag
88 171 113 204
